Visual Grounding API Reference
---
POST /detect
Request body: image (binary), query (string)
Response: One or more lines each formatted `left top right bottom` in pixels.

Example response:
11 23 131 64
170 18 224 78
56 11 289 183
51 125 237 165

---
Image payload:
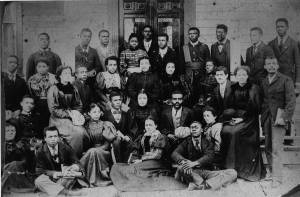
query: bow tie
112 110 121 115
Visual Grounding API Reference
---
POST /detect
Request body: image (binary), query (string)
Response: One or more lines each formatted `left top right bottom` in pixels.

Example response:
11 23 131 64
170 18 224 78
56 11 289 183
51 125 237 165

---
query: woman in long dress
221 66 265 181
110 117 185 192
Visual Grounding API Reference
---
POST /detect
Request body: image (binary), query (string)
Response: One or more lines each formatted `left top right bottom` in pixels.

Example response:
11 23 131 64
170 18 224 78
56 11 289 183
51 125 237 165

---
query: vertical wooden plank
0 1 5 166
107 0 120 54
184 0 196 43
16 2 23 76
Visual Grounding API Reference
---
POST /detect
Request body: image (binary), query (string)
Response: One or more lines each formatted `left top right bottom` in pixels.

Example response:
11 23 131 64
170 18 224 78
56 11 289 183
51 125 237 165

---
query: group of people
2 17 299 196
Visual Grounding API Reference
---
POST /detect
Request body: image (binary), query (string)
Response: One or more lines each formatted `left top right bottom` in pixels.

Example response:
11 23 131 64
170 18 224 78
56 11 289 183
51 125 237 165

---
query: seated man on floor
171 121 237 190
35 126 87 196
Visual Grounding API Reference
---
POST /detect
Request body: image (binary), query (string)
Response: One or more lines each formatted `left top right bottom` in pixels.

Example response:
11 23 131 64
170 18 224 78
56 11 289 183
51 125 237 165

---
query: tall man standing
139 25 157 60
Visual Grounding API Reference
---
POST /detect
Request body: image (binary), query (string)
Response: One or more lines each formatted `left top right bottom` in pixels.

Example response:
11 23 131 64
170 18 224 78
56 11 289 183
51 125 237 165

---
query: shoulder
268 38 276 46
278 72 293 83
183 106 192 113
162 107 171 116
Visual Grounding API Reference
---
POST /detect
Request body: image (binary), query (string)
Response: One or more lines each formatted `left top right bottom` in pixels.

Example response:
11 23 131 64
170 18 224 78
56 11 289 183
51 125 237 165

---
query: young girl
80 103 118 187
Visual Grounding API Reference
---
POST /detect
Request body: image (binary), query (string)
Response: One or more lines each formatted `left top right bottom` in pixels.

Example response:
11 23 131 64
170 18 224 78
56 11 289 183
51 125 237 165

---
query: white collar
80 45 90 53
277 35 288 44
159 47 168 55
218 38 228 45
253 41 262 47
172 106 182 115
268 73 277 83
190 41 199 47
144 39 152 44
47 144 58 155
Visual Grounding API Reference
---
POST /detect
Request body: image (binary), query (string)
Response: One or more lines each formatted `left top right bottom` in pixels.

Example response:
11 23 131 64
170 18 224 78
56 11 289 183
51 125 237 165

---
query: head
36 59 50 75
205 60 215 74
139 56 151 72
250 27 263 45
5 121 17 141
203 106 217 124
171 90 184 109
75 65 88 81
216 24 228 42
88 103 103 121
7 55 18 73
137 89 148 107
43 126 60 147
190 121 203 138
105 56 119 74
56 66 73 84
109 91 122 110
128 33 139 50
264 56 279 75
98 29 110 46
157 33 169 49
165 62 176 75
80 28 92 47
234 66 250 86
215 66 229 84
38 33 50 49
20 95 34 113
144 117 157 134
188 27 200 43
142 25 153 41
276 18 289 37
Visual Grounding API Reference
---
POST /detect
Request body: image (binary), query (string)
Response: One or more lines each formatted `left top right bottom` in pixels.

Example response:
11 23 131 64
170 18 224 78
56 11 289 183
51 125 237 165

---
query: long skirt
49 116 89 157
80 147 112 187
110 160 186 192
221 117 266 181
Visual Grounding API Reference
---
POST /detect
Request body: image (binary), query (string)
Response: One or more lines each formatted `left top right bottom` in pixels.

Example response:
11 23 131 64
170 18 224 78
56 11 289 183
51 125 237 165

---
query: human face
165 63 175 75
205 61 215 74
203 111 217 124
276 21 288 37
107 60 118 74
158 36 168 49
36 62 49 75
80 31 92 47
137 93 148 107
264 58 279 74
236 69 248 86
111 96 122 110
145 119 157 134
88 106 102 121
216 28 227 42
140 59 151 72
5 125 16 141
215 70 228 84
188 29 199 43
38 35 50 49
99 31 109 46
129 37 139 49
76 67 88 81
143 27 152 40
45 130 59 147
7 57 18 73
20 98 34 113
250 30 261 45
172 93 183 109
59 68 72 84
190 122 202 138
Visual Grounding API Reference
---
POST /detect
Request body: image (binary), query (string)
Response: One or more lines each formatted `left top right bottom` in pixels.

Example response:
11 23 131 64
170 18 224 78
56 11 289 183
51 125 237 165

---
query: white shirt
111 108 122 123
172 107 182 129
219 81 227 98
217 39 227 53
6 70 17 81
268 73 277 84
80 45 90 53
190 41 199 47
144 40 152 52
277 35 288 45
47 144 59 163
159 47 168 58
192 136 202 151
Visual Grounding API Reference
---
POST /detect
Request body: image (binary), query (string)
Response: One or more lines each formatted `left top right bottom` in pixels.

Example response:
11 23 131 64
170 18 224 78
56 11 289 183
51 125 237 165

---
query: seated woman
80 103 118 187
127 56 161 109
110 117 185 192
47 65 89 157
221 66 265 181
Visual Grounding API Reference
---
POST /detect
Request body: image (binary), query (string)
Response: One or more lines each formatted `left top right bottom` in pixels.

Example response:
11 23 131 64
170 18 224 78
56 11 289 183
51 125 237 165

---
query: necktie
252 44 257 56
195 139 201 150
279 38 284 52
218 43 224 53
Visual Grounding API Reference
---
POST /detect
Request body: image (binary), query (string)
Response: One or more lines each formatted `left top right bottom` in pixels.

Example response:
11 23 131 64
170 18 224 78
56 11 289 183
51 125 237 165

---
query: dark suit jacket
36 141 82 177
268 36 300 83
75 45 102 73
160 107 194 136
211 39 230 70
139 39 158 59
171 136 214 169
73 79 93 112
152 47 178 77
246 42 274 83
103 110 138 140
261 72 296 124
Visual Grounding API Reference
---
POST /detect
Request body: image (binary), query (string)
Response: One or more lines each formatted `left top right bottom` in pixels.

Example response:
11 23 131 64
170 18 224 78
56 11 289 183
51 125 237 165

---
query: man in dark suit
139 25 157 61
211 24 230 71
152 33 177 77
246 27 274 85
35 126 87 196
268 18 300 86
261 56 296 187
103 91 137 162
171 121 237 190
26 33 62 80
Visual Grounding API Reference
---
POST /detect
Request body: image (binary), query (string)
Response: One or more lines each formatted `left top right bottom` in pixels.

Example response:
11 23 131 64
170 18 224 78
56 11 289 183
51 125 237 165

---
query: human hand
12 110 21 118
211 123 222 134
275 117 286 126
53 171 63 179
5 110 12 120
87 69 96 77
167 134 177 141
175 127 191 138
123 136 131 142
231 118 243 125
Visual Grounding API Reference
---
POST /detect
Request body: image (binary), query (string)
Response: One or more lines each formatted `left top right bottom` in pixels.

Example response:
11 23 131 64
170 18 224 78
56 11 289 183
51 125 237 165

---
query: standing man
261 56 296 187
96 29 117 71
268 18 300 86
246 27 274 85
211 24 230 71
26 33 62 80
139 25 157 60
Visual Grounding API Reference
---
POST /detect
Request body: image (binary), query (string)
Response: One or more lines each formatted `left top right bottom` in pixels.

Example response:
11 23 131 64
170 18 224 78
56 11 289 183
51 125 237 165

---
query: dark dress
110 132 185 192
221 82 266 181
